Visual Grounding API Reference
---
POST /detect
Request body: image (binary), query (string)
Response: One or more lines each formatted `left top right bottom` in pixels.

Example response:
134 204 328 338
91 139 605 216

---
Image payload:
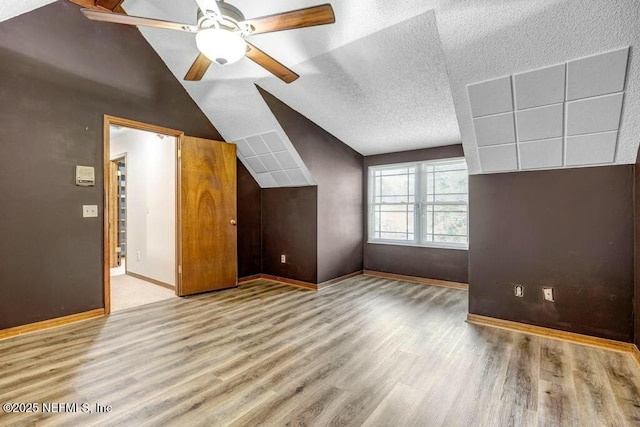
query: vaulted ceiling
3 0 640 178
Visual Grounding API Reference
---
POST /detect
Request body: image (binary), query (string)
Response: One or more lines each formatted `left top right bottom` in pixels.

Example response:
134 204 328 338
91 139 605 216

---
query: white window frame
367 157 469 250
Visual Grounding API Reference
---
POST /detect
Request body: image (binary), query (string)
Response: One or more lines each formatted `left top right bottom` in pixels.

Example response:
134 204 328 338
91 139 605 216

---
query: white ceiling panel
235 138 255 157
514 64 566 110
566 93 624 136
567 47 629 101
262 131 286 152
566 131 618 166
252 171 277 188
236 130 316 187
519 138 563 170
271 171 292 186
516 103 563 142
273 151 298 170
478 144 518 173
472 113 516 147
258 153 281 172
245 156 268 173
286 169 309 186
467 76 513 118
245 135 270 155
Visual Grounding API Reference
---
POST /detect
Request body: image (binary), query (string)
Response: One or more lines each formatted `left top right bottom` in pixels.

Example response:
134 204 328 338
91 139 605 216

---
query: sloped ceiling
7 0 640 178
122 0 453 154
0 0 56 23
258 10 459 156
123 0 640 176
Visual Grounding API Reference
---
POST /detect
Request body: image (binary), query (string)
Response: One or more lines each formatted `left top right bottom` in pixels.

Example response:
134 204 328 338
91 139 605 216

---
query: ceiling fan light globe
195 28 246 65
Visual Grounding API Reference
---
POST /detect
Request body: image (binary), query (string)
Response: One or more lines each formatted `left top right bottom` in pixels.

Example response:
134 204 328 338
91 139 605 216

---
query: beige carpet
110 274 176 312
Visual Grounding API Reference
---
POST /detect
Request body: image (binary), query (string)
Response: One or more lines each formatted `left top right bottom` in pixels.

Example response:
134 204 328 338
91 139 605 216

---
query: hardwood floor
1 276 639 426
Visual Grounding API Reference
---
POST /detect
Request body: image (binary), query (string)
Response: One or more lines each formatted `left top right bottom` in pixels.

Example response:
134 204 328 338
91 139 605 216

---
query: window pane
370 160 468 247
376 168 415 204
372 203 414 241
433 211 468 237
420 160 468 246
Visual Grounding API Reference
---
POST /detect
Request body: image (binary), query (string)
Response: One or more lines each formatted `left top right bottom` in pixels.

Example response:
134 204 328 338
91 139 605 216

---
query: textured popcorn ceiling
8 0 640 179
0 0 56 22
435 0 640 174
258 10 459 156
120 0 453 185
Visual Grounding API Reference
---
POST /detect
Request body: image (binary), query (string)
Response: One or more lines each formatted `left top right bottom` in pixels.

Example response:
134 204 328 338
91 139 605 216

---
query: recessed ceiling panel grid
468 47 629 173
235 131 315 188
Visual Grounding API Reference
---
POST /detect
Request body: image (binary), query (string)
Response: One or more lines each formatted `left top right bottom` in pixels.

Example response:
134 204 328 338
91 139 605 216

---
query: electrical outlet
136 251 141 261
281 254 286 264
543 287 554 302
82 205 98 218
514 285 524 297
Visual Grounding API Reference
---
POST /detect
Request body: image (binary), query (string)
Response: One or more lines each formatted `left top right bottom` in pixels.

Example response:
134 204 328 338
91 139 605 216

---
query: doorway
104 117 183 313
103 116 239 314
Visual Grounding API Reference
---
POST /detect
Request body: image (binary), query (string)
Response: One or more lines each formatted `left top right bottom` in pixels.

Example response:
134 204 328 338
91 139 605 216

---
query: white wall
110 127 176 287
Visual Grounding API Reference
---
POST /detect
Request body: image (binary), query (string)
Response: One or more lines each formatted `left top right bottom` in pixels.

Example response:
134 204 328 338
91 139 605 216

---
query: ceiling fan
75 0 336 83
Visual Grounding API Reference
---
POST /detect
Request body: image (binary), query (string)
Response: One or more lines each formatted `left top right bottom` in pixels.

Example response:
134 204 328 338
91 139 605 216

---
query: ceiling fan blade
241 4 335 36
245 42 299 84
195 0 221 20
184 54 213 81
81 9 198 32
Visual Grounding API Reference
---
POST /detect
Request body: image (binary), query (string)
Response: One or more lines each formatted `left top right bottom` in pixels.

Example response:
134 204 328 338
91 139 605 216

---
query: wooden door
108 161 119 268
178 136 237 296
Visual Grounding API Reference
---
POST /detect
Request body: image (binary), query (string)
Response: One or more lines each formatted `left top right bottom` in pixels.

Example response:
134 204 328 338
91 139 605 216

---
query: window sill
366 240 469 251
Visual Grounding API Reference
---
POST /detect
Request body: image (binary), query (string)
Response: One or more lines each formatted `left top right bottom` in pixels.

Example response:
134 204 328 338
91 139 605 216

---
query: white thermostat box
76 165 95 186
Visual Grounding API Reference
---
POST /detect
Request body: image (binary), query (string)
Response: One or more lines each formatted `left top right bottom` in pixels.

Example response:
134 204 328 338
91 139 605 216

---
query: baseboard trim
363 270 468 290
467 313 636 354
0 309 105 341
237 274 262 284
238 271 362 291
126 271 175 291
318 270 363 289
258 274 317 290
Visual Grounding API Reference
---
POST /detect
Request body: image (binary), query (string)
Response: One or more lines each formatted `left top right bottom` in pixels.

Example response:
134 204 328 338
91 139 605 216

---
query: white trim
367 240 468 251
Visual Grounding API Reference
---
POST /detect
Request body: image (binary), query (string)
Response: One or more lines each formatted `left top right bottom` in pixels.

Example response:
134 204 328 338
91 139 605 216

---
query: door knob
230 220 237 226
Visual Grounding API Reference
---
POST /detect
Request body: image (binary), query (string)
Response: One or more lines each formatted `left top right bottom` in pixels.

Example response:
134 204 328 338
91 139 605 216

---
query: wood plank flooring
1 276 639 426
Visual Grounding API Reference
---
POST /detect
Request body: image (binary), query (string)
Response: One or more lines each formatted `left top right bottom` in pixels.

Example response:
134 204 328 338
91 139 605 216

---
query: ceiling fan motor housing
197 1 245 30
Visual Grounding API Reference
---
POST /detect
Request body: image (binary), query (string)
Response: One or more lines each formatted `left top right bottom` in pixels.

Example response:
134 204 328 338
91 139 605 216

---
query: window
368 158 469 249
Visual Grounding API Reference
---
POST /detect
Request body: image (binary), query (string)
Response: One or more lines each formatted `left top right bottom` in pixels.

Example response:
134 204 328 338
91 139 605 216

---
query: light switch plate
82 205 98 218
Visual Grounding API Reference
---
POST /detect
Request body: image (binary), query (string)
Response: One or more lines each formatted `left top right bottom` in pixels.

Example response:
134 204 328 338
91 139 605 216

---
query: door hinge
177 149 181 158
178 265 182 274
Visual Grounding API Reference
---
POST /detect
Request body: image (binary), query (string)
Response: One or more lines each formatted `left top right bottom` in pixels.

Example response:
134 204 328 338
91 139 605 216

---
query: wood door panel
180 137 237 295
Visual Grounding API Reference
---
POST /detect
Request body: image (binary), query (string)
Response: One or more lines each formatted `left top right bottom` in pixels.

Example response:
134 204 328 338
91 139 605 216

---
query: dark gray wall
469 166 634 342
257 87 363 283
363 145 469 283
237 160 262 278
0 1 222 329
261 187 318 283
